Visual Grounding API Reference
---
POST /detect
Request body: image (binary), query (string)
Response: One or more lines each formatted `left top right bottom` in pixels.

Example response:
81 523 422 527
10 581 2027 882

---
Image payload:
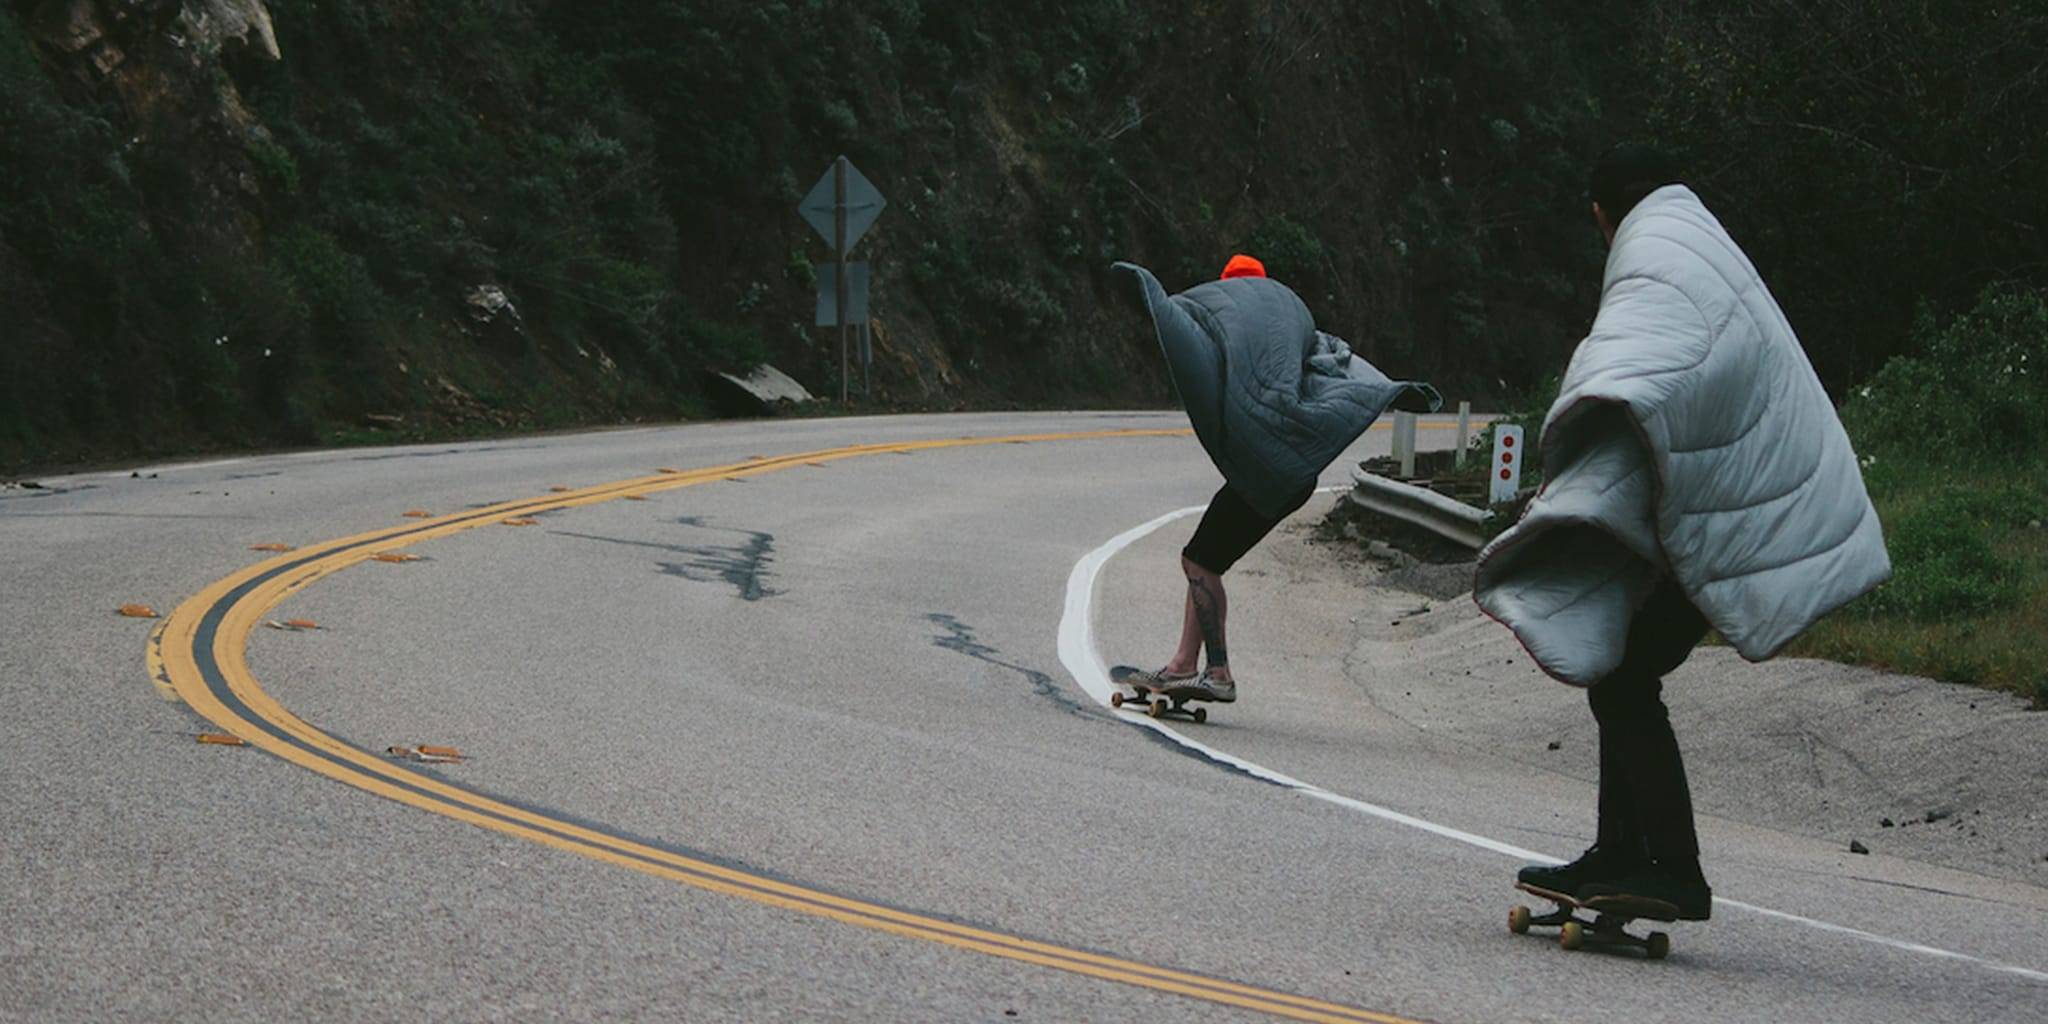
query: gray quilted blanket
1113 262 1441 518
1474 185 1891 685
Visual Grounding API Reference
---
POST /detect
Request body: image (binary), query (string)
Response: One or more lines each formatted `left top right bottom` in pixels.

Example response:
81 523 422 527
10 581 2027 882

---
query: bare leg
1182 555 1231 682
1163 585 1203 676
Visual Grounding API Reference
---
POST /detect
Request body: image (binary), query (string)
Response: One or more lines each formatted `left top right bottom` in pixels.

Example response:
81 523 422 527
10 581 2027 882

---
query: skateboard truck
1509 882 1673 959
1109 687 1207 723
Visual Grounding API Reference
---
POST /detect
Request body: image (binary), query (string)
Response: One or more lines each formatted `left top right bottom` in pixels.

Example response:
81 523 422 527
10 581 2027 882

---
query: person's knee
1587 673 1666 724
1181 553 1221 582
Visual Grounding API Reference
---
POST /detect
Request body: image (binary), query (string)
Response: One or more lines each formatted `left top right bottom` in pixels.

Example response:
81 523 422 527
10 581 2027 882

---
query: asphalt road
2 412 2043 1022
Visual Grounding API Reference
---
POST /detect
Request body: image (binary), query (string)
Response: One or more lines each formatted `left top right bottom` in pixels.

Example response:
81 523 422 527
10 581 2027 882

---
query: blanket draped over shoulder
1113 261 1441 519
1122 262 1441 516
1474 185 1890 686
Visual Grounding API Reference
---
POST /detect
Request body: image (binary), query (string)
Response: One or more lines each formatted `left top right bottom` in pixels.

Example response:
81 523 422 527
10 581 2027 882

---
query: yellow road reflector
806 461 828 468
250 543 294 552
657 467 682 474
263 618 322 632
387 744 465 764
372 553 422 563
119 604 159 619
502 517 539 526
724 476 747 483
549 485 572 492
748 454 768 460
197 733 246 747
622 494 650 501
402 510 432 518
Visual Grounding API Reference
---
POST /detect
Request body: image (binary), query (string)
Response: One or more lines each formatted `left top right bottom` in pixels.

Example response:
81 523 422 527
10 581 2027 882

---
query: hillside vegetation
3 1 2045 472
1791 285 2048 705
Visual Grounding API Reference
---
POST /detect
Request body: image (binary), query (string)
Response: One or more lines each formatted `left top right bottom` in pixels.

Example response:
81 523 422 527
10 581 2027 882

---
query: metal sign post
1454 401 1472 468
834 158 847 402
861 322 872 396
1392 411 1419 478
798 156 885 404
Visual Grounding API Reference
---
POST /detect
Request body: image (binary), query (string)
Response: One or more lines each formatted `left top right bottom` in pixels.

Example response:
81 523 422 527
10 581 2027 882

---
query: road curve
3 411 2042 1022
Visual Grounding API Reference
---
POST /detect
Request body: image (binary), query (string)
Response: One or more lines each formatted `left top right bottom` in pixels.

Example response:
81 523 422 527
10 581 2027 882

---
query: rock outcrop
31 0 277 76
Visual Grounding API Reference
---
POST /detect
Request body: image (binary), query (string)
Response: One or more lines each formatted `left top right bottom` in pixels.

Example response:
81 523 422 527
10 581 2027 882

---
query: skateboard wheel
1192 707 1207 724
1147 699 1167 718
1647 932 1670 960
1508 905 1532 935
1110 692 1125 709
1559 921 1584 951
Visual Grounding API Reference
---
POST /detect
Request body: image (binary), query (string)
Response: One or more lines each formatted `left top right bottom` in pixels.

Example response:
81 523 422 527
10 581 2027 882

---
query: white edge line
1057 493 2048 985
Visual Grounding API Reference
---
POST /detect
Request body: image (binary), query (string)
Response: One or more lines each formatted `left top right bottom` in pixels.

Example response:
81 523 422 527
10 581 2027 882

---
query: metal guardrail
1346 467 1491 550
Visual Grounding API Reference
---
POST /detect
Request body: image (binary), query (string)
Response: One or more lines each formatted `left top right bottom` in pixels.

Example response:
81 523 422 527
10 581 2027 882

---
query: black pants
1182 483 1314 575
1589 577 1710 875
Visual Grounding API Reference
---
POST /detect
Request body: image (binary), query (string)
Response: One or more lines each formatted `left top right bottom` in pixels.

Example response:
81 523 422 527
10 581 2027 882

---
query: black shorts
1181 483 1314 575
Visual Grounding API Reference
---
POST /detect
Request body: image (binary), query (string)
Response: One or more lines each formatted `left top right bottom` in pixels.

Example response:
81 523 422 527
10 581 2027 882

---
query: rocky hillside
3 1 2043 471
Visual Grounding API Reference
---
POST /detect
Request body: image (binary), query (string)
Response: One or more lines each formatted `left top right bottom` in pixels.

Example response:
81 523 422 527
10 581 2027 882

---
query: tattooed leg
1164 586 1203 676
1183 556 1231 681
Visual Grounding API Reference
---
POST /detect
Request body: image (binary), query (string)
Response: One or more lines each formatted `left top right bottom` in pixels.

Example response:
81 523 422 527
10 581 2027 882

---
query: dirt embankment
1301 512 2048 890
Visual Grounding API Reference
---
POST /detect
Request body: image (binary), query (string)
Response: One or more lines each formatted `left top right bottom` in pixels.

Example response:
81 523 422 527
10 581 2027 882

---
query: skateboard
1107 665 1210 723
1509 881 1674 959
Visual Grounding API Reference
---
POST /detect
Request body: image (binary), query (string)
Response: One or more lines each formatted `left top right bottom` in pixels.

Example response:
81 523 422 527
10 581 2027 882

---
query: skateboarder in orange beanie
1111 253 1439 705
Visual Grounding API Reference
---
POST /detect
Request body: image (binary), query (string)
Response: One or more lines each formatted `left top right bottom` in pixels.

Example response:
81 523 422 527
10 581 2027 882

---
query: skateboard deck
1107 665 1211 723
1509 881 1675 959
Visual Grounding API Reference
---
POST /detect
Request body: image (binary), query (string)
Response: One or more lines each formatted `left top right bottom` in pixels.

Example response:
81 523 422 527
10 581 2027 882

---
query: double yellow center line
153 428 1426 1024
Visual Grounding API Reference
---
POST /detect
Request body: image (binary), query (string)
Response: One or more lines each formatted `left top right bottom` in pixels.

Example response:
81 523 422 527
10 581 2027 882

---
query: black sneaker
1515 845 1638 903
1580 864 1713 921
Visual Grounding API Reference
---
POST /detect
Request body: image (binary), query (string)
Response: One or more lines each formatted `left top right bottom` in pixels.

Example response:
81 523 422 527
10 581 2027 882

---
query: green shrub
269 224 384 333
1857 488 2022 620
785 248 817 289
685 315 767 371
247 137 301 195
1245 215 1325 285
1842 284 2048 464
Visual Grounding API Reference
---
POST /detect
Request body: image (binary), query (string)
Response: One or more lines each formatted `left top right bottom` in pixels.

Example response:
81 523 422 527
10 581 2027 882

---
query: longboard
1509 881 1674 959
1107 665 1210 723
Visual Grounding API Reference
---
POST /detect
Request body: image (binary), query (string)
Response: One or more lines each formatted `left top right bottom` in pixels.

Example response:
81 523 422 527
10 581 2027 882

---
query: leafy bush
1842 285 2048 464
246 137 300 194
685 314 767 372
1857 489 2022 620
1798 289 2048 695
268 225 384 335
1245 216 1325 287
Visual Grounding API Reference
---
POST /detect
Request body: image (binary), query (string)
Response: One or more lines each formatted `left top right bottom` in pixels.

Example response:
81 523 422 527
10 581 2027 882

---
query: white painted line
90 456 252 480
1057 496 2048 984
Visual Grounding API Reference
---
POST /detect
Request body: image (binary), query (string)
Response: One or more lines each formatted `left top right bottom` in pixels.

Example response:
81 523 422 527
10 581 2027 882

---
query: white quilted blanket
1475 185 1890 685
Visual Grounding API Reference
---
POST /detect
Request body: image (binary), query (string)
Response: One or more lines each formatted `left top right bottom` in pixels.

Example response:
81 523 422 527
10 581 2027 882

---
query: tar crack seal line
927 613 1098 718
552 516 779 601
